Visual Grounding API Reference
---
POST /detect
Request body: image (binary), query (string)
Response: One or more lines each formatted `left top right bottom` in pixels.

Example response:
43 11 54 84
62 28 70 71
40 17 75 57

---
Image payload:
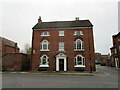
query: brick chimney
75 17 79 21
38 16 42 23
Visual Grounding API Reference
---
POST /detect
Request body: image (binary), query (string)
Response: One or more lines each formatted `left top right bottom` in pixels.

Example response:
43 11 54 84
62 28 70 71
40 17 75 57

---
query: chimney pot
75 17 79 21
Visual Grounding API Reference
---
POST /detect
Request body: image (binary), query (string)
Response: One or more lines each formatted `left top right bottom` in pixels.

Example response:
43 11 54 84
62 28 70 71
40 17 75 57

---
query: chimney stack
38 16 42 23
75 17 79 21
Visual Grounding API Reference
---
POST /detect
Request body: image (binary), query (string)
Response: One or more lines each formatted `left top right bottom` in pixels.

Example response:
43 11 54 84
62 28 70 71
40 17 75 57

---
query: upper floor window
74 39 84 51
59 31 64 36
74 31 83 36
40 40 49 51
59 42 64 51
75 55 85 67
39 55 49 67
41 32 50 36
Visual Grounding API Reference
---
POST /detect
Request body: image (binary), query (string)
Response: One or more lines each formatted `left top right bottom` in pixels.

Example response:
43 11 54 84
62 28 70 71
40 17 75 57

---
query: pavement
0 69 109 77
1 65 119 88
0 65 119 76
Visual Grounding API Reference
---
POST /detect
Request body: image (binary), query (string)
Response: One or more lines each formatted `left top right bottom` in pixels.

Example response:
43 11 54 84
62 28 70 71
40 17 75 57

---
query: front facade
31 17 96 71
110 32 120 68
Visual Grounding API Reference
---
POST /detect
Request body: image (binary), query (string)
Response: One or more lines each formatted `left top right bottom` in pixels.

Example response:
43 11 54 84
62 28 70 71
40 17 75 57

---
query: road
2 65 119 88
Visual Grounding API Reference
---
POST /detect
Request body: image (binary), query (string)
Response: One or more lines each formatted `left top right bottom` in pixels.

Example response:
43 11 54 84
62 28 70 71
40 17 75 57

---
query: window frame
41 32 50 36
74 55 85 67
59 31 65 36
59 42 65 51
74 39 84 51
39 55 49 67
40 40 49 51
74 31 83 36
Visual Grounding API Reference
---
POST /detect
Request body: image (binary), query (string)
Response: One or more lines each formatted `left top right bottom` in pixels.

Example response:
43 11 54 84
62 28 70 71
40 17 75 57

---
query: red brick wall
32 28 96 71
2 53 30 71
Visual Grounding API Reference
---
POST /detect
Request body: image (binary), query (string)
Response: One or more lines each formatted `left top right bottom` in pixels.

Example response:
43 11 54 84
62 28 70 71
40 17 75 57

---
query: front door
59 59 64 71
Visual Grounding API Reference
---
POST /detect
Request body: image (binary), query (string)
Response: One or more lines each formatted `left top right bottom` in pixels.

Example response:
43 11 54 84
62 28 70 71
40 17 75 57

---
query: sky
0 0 119 54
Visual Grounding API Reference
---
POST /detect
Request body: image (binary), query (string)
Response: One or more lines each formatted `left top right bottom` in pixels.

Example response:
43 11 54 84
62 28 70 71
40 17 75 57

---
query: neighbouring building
110 32 120 68
31 17 96 71
0 37 20 57
101 54 110 66
94 53 101 64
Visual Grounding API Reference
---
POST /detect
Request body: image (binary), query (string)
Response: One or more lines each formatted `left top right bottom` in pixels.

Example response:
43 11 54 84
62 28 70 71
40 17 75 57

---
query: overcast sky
0 0 119 54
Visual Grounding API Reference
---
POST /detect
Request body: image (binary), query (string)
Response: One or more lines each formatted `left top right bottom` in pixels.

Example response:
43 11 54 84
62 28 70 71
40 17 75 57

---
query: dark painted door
59 59 64 71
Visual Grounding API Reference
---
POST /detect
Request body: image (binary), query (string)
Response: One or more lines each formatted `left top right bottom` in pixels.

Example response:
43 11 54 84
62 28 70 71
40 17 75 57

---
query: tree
24 43 32 54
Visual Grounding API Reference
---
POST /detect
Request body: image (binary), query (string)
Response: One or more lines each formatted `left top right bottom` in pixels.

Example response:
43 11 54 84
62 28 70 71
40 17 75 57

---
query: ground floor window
39 55 49 67
75 55 85 67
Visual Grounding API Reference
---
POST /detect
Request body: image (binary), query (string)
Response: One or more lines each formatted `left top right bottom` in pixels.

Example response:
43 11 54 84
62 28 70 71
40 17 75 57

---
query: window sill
41 35 50 36
74 65 85 67
39 65 49 67
58 50 66 52
59 35 65 36
74 49 84 51
40 50 50 51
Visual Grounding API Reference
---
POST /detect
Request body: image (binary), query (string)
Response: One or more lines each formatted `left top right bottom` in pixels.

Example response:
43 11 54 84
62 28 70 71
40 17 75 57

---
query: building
94 53 101 64
110 32 120 68
0 37 20 57
101 54 110 66
31 17 96 72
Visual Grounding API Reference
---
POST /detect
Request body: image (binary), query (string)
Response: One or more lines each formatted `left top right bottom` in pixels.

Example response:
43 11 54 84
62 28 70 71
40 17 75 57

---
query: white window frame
41 32 50 36
39 55 49 67
40 40 49 51
74 39 84 51
59 31 64 36
74 55 85 67
59 42 64 51
74 31 83 36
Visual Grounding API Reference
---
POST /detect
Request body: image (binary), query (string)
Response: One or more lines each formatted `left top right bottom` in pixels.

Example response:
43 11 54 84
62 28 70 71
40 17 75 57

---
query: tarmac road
2 65 119 88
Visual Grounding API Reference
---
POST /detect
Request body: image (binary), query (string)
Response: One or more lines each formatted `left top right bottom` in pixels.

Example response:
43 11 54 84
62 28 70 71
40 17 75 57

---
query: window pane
41 32 49 36
77 56 82 65
74 42 76 49
76 31 80 35
82 41 84 49
75 58 77 65
83 58 85 65
77 40 81 49
41 56 47 65
59 42 64 50
43 44 47 49
59 31 64 36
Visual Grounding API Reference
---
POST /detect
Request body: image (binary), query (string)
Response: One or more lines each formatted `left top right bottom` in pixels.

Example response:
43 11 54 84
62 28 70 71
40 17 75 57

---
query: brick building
110 32 120 68
94 53 101 64
0 37 20 57
101 54 110 66
31 17 96 71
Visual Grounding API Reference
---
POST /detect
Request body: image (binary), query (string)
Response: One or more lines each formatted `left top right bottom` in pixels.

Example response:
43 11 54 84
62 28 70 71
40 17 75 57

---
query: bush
100 62 106 66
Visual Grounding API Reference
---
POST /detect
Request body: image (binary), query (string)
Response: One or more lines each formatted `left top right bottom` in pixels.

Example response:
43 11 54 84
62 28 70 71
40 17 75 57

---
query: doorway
59 59 64 71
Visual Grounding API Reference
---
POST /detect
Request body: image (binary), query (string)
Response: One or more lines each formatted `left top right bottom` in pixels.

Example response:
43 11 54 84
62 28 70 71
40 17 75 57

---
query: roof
0 37 19 48
32 19 93 30
113 32 120 37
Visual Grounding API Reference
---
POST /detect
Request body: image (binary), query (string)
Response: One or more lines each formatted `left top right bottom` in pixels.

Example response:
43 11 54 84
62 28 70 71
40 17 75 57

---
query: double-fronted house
31 17 96 71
